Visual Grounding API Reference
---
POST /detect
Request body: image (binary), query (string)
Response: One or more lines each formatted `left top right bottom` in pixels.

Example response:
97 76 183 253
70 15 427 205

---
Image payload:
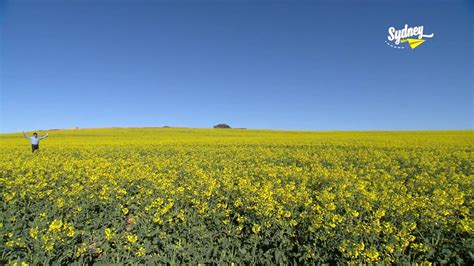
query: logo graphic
386 24 434 50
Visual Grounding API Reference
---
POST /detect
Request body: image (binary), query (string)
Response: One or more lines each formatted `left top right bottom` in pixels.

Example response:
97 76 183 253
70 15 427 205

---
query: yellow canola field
0 128 473 264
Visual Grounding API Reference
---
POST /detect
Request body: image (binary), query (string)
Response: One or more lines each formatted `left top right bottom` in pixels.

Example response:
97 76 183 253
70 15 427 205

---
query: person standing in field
23 132 48 152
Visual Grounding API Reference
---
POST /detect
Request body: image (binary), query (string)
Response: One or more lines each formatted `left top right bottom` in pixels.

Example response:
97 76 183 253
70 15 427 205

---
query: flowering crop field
0 128 473 264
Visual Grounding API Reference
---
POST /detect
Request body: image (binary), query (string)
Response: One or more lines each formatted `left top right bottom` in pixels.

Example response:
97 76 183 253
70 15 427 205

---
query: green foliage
0 129 473 264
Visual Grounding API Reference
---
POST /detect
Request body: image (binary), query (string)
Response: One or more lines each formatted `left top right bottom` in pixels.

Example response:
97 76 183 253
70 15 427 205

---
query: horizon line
1 126 473 135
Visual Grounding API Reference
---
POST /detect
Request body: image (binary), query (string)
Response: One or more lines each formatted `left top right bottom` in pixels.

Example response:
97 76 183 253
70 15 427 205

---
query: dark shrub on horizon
213 124 231 129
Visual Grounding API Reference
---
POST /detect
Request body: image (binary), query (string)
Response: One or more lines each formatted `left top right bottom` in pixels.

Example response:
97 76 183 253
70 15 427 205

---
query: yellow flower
127 234 138 244
252 224 261 234
365 248 380 262
10 262 29 266
375 209 386 219
386 244 395 253
0 128 471 263
49 219 63 232
136 246 146 256
29 227 39 240
234 198 242 207
44 242 55 252
236 215 245 223
76 243 87 257
64 223 76 237
289 219 298 226
105 228 114 240
177 210 186 222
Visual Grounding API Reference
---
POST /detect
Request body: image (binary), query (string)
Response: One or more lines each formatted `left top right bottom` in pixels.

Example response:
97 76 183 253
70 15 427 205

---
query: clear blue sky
1 0 473 133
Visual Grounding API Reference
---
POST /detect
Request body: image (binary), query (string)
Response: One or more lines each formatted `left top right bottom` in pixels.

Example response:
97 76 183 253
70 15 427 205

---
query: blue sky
1 0 473 132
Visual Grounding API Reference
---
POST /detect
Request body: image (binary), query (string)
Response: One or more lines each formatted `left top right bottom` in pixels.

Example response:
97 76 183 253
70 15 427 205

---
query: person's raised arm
23 131 29 139
40 133 49 140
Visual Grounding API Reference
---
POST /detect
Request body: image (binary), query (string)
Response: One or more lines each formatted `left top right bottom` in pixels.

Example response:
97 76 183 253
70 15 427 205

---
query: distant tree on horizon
214 124 231 129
